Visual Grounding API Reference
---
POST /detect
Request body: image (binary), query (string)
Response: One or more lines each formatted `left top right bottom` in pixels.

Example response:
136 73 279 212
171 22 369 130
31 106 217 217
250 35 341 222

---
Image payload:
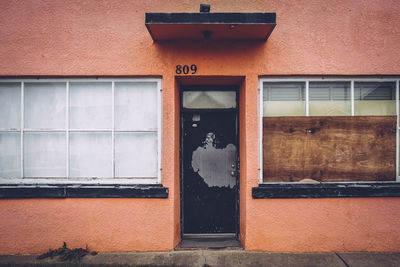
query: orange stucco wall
1 0 400 253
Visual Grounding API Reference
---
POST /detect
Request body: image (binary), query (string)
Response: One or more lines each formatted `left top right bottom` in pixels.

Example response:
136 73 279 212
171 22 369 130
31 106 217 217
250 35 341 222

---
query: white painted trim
157 79 163 184
351 80 355 116
67 129 112 132
259 77 399 82
0 129 157 132
22 129 69 132
114 129 158 132
258 79 264 184
305 81 309 116
20 82 24 179
66 82 70 178
397 80 399 181
259 77 400 184
112 81 115 178
0 78 162 83
0 178 159 185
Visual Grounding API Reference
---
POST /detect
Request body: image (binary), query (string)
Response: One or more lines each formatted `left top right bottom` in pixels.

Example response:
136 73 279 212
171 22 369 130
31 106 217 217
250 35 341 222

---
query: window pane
24 83 66 129
263 82 305 116
69 132 112 178
0 83 21 129
115 82 157 130
0 132 21 178
115 132 157 178
183 91 236 109
69 82 112 129
309 82 351 116
24 132 66 177
354 82 396 116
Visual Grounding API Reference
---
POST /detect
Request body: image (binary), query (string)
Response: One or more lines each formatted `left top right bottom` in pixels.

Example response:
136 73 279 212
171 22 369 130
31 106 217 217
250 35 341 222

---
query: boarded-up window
262 80 397 183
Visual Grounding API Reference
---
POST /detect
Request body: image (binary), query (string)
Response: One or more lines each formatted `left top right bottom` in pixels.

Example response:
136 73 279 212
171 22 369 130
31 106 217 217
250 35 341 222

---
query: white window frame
0 78 162 185
258 77 400 184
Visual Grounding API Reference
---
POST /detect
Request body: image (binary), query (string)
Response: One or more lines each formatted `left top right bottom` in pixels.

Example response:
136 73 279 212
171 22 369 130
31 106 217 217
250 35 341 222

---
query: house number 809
176 64 197 75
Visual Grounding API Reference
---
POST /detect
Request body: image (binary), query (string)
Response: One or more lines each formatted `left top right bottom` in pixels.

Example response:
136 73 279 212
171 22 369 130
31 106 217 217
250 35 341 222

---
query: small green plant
37 242 97 262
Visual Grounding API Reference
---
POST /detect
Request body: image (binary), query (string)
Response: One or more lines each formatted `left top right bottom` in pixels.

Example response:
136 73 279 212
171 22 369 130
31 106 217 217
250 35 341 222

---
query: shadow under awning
145 13 276 41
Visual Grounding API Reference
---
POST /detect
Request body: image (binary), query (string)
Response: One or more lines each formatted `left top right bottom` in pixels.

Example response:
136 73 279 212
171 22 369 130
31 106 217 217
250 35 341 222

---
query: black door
182 110 238 235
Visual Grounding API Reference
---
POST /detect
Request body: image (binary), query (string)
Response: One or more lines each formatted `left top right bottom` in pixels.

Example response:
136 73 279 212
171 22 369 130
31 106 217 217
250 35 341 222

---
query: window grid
156 80 162 184
351 80 355 116
112 81 115 178
0 79 162 184
20 82 24 178
305 81 309 116
66 81 70 178
259 77 400 183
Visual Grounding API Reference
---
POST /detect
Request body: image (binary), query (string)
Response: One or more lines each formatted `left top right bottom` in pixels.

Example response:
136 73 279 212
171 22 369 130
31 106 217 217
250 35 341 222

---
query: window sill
0 184 168 199
252 182 400 199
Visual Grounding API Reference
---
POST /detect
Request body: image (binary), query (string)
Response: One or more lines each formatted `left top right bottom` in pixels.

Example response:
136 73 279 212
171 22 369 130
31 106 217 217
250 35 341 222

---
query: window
182 91 237 109
262 82 305 116
309 82 351 116
259 78 399 184
354 82 396 116
0 79 162 185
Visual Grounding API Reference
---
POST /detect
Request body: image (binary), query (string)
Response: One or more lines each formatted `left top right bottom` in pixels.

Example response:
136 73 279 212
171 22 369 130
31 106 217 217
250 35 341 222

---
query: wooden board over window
263 116 396 182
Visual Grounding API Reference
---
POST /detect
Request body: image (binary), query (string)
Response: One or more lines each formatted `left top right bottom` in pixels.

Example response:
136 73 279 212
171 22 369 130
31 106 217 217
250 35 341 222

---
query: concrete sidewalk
1 250 400 267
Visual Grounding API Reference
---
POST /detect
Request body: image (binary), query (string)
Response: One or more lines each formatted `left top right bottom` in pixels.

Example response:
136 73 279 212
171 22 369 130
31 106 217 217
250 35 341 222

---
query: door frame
179 85 240 239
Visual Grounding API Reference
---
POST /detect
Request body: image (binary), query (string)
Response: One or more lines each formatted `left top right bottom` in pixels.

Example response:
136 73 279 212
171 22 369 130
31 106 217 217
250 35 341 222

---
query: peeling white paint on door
191 133 236 188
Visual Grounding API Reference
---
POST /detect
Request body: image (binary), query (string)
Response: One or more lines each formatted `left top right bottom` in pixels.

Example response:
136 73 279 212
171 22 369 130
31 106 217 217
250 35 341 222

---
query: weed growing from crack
37 242 97 262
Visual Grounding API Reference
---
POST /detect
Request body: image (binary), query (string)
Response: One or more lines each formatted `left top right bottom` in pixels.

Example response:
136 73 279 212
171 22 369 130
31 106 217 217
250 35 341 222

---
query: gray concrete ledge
1 251 400 267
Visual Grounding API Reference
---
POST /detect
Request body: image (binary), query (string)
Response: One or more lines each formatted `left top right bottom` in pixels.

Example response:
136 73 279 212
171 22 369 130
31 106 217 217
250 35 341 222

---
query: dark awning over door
145 12 276 41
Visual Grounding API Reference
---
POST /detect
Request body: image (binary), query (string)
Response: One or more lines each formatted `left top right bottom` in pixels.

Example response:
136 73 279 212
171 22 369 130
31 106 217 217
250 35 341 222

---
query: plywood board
262 116 396 182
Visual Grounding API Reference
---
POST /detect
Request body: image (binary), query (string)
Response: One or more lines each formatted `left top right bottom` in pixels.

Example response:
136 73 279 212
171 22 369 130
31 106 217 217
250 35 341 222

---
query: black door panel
182 112 238 234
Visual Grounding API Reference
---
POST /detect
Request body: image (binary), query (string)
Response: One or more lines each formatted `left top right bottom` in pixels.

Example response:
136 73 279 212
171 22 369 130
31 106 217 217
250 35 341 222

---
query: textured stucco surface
1 0 400 76
0 0 400 253
246 198 400 252
0 199 174 254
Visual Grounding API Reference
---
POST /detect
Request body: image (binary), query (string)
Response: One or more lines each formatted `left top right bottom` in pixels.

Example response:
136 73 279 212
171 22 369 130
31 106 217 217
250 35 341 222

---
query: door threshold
183 233 236 239
178 233 242 249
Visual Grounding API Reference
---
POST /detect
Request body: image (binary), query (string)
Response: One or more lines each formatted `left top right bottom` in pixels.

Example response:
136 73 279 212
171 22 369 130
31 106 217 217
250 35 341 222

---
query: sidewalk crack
335 252 350 267
201 250 208 267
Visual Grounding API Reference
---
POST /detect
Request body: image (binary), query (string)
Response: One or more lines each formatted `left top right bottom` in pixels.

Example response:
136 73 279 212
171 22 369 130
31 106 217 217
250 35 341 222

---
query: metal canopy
145 13 276 41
